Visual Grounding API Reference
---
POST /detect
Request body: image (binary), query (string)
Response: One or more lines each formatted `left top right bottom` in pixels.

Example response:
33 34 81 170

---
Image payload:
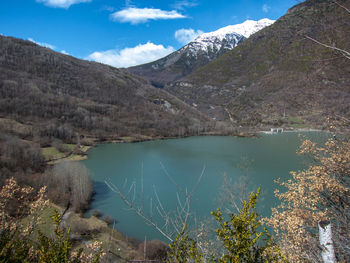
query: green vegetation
63 144 76 151
167 230 203 263
212 189 273 262
42 147 66 160
286 116 303 124
41 143 85 163
37 210 102 263
21 205 61 237
284 116 309 129
289 123 309 129
0 178 143 262
167 189 285 262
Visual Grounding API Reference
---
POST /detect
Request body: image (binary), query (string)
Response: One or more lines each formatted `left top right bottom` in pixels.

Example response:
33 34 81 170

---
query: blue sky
0 0 300 67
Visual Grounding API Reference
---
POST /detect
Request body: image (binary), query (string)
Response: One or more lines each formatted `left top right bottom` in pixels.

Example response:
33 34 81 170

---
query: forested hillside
166 0 350 128
0 35 211 141
1 0 350 262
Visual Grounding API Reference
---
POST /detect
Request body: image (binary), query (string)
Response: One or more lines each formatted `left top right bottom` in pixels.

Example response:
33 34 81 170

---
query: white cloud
110 7 186 24
175 28 203 45
87 42 175 68
262 4 270 13
28 38 56 50
172 0 198 10
101 6 115 12
28 38 72 56
125 0 132 6
36 0 91 9
61 50 70 55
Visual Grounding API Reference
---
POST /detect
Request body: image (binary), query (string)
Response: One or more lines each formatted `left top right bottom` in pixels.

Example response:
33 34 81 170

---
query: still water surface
83 132 328 241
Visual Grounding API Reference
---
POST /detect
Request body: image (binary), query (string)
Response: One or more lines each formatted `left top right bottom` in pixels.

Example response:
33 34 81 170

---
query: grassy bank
27 202 143 262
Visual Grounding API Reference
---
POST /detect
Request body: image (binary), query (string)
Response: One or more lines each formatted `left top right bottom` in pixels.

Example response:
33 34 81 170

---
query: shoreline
49 130 258 164
48 126 332 164
259 127 324 134
52 126 331 164
81 126 333 243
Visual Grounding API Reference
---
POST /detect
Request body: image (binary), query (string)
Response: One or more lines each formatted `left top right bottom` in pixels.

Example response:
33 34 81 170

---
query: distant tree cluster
44 161 93 212
0 35 214 142
0 134 45 186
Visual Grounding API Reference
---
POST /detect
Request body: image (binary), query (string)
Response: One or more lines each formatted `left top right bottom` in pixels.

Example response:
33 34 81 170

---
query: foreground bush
267 137 350 262
0 178 103 263
167 189 285 263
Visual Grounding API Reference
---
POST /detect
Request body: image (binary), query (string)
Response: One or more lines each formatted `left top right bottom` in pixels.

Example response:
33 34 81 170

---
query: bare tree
305 1 350 60
105 162 205 243
106 156 259 262
191 157 256 260
216 157 254 215
52 161 93 212
267 137 350 262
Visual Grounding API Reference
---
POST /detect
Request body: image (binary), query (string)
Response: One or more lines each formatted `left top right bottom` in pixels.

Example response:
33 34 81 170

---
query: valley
0 0 349 262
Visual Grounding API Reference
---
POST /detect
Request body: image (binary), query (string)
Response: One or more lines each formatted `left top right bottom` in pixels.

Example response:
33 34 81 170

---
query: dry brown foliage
0 177 48 231
0 177 48 260
0 178 105 262
267 137 350 262
136 239 168 261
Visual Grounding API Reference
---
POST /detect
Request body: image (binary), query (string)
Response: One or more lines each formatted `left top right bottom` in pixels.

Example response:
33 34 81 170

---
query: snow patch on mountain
198 18 275 40
128 18 275 86
187 18 275 54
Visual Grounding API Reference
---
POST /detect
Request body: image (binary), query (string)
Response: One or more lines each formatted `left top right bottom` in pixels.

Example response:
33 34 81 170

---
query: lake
82 131 328 241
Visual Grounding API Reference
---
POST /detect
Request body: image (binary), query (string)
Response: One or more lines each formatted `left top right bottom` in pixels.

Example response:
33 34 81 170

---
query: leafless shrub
101 215 115 226
44 161 93 212
91 209 102 218
70 219 90 235
0 135 45 186
136 239 168 261
106 162 205 243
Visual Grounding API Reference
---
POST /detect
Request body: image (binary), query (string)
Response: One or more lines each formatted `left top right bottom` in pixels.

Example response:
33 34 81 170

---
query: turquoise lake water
82 131 328 241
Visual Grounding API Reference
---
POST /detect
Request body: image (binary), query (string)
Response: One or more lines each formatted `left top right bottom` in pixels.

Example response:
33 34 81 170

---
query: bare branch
305 35 350 60
189 165 206 198
105 180 174 242
105 163 205 244
141 161 144 211
334 1 350 14
334 114 350 123
160 162 187 197
153 185 167 218
149 197 152 221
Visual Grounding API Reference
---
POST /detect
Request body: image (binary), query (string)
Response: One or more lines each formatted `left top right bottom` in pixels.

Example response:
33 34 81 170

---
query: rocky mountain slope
0 36 212 140
128 19 274 88
166 0 350 128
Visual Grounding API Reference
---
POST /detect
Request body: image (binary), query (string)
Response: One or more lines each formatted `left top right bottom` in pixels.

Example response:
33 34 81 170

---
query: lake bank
46 129 259 164
53 126 325 164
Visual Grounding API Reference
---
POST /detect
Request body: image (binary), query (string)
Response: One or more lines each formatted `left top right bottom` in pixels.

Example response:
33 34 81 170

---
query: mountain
0 35 212 140
128 19 275 88
165 0 350 128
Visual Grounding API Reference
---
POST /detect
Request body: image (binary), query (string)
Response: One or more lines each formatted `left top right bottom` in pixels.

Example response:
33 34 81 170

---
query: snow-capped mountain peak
197 18 275 41
129 18 275 87
188 18 275 54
